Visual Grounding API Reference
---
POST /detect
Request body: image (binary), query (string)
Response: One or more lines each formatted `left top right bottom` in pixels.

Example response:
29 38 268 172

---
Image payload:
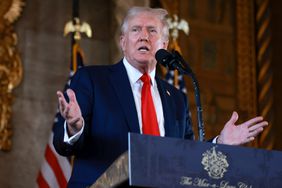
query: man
53 7 268 187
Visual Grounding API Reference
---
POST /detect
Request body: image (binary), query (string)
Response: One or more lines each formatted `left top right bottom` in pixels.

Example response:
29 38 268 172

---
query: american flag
164 55 195 140
165 69 187 94
36 41 84 188
164 40 187 94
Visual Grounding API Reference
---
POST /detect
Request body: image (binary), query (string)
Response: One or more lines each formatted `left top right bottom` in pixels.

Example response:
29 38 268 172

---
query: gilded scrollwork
0 0 24 151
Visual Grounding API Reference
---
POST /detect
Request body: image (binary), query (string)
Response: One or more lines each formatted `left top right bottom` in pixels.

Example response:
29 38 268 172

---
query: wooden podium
90 151 129 188
91 133 282 188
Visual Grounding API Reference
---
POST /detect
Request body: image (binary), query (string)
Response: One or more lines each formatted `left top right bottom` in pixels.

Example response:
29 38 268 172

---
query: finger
57 91 66 103
63 105 71 119
56 90 63 97
241 116 264 128
247 136 255 143
57 91 68 111
248 121 268 132
248 122 268 137
241 136 255 145
68 116 81 126
249 128 264 137
67 89 77 103
58 97 67 113
248 122 268 136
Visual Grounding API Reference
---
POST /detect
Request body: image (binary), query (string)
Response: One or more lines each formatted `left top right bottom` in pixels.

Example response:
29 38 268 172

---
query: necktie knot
140 73 151 84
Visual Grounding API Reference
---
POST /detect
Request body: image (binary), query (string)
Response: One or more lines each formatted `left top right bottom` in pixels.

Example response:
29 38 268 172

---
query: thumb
227 111 239 126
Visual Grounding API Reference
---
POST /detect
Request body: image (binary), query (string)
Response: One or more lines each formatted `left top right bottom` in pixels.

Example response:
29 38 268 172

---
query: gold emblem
167 14 189 40
201 146 229 179
64 17 92 41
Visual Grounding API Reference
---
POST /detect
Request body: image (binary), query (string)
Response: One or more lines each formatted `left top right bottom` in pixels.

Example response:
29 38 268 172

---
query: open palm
217 111 268 145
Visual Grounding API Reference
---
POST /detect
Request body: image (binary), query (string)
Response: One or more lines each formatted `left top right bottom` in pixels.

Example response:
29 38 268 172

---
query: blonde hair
121 6 169 41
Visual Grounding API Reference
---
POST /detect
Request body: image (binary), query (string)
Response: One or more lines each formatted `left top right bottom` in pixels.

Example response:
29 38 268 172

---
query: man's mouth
138 46 149 52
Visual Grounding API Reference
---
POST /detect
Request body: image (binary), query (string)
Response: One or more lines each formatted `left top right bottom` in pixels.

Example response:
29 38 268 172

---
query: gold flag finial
165 14 190 88
167 14 189 41
64 17 92 40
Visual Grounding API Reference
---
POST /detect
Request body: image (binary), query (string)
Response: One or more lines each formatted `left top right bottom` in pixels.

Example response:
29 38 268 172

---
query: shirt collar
123 57 156 86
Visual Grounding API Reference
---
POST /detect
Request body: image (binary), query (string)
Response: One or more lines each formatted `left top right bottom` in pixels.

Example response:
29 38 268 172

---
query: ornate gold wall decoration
0 0 24 151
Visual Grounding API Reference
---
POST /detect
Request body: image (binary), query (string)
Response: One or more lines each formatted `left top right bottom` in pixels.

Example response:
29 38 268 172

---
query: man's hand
57 89 83 136
217 111 268 145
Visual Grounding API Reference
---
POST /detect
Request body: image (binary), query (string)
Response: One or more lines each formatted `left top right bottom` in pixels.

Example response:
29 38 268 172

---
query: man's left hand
217 111 268 145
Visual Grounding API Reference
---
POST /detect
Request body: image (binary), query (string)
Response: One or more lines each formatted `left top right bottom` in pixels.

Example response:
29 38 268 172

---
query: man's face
120 12 168 73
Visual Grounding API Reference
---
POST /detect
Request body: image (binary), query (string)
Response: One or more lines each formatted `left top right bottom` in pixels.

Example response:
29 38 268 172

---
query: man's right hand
57 89 83 136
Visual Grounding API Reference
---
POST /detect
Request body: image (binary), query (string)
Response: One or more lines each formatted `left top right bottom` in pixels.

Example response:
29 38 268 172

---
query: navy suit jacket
53 60 194 187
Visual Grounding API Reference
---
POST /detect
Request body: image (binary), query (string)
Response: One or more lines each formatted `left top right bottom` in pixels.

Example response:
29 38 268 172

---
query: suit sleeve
53 67 94 156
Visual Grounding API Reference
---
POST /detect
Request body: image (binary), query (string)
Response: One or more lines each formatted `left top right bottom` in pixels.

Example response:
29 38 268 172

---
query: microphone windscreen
155 49 171 66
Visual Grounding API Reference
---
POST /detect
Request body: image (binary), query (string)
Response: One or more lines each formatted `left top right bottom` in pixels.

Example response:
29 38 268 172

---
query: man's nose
139 29 149 41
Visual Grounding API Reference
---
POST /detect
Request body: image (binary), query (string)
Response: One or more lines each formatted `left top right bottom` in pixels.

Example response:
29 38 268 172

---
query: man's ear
162 40 169 49
120 35 125 51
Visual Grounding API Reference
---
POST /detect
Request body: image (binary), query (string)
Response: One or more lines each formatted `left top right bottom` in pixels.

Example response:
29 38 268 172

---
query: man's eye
150 29 157 33
131 28 139 32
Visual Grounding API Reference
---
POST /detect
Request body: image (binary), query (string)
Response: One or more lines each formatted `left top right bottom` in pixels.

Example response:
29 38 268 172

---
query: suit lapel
109 61 140 133
108 63 177 136
156 77 176 137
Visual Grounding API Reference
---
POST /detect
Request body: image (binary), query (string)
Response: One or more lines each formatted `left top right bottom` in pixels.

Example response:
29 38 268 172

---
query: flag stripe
45 145 68 188
40 157 60 188
37 171 50 188
38 133 71 188
48 134 72 179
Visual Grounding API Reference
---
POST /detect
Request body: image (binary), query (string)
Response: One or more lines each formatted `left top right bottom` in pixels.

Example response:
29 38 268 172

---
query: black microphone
155 49 174 67
155 49 205 142
155 49 192 74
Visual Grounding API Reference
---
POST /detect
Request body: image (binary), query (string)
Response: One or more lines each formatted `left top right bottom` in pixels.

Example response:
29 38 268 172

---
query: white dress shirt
123 58 165 136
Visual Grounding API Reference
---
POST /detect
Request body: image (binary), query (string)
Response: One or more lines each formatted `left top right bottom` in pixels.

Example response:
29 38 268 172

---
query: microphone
155 49 192 74
155 49 205 142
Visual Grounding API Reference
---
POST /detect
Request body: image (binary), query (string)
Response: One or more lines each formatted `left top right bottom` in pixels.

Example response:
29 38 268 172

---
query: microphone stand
171 51 205 142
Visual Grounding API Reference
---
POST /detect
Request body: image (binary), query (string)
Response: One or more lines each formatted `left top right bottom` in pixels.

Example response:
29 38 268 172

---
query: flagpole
73 0 79 18
71 0 79 73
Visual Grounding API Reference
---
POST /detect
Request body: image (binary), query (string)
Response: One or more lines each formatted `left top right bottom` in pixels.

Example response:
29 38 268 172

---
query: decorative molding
236 0 257 118
0 0 24 151
255 0 274 149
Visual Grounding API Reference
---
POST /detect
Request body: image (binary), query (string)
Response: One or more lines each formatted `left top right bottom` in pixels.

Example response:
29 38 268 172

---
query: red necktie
140 73 160 136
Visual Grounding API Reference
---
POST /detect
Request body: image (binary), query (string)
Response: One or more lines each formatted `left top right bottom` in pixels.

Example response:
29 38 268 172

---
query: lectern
91 133 282 188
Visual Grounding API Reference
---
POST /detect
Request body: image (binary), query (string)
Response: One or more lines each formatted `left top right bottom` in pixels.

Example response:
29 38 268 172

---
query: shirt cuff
63 119 84 145
212 135 219 144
